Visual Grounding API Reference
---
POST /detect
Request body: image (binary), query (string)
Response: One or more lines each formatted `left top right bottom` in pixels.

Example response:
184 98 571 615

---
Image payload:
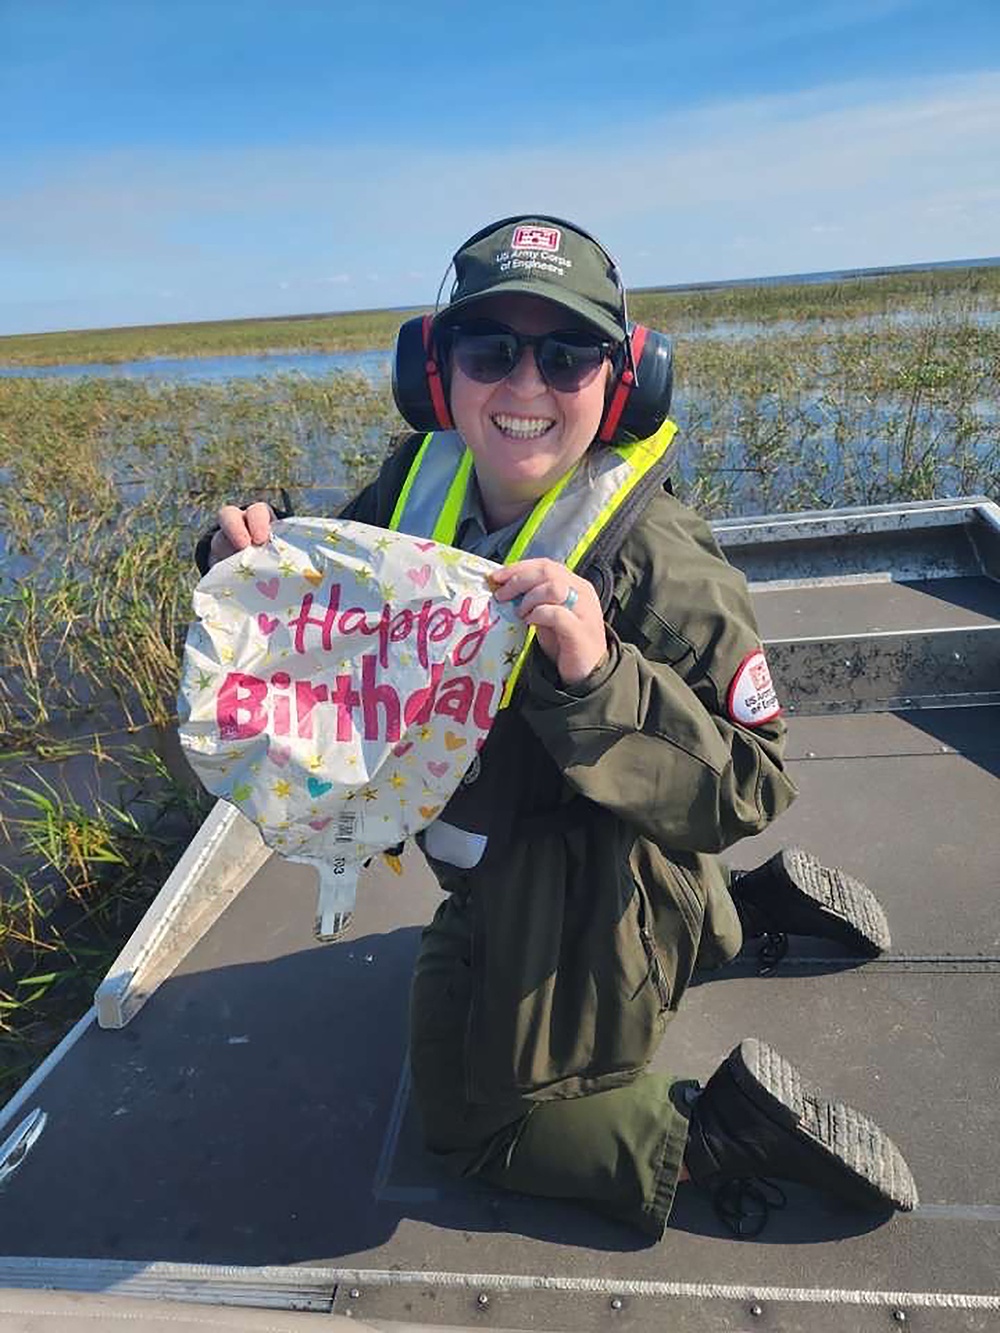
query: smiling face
446 294 612 525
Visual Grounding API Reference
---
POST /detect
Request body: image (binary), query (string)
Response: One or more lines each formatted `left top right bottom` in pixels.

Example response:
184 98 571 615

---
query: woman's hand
207 502 276 569
489 558 608 687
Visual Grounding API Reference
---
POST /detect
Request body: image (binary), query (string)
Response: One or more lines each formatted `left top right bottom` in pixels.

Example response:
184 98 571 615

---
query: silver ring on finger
562 587 579 612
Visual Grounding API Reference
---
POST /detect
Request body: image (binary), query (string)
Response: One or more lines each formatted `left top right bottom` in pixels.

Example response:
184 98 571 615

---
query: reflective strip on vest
388 419 678 703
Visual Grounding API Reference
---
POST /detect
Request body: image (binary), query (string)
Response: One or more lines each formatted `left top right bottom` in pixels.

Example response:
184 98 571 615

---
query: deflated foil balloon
178 518 527 939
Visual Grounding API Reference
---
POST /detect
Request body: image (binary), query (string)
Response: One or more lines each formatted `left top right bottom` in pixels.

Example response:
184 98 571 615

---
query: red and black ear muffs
596 322 673 444
391 314 453 432
391 314 673 445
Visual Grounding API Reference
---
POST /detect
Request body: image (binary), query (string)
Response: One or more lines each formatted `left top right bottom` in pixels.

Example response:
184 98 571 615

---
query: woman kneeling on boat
198 214 916 1237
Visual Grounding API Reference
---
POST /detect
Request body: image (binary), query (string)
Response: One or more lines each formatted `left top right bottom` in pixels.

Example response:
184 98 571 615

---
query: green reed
0 747 212 1098
0 309 415 367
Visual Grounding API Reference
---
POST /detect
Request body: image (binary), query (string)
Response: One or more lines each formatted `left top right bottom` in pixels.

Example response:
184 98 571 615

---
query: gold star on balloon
389 771 406 789
373 535 392 553
362 786 378 802
273 779 292 798
439 547 464 567
418 725 433 741
197 670 214 690
236 563 255 580
504 647 520 665
308 755 324 771
322 531 342 547
278 558 297 576
221 647 235 663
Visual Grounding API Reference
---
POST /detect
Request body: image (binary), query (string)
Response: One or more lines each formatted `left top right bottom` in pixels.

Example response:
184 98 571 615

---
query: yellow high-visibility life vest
388 420 678 704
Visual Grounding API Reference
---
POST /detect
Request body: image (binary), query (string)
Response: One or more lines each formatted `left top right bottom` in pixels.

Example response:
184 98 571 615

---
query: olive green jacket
339 434 798 1103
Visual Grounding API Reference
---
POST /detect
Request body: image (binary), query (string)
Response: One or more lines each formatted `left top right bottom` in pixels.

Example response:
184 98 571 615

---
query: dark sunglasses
447 320 616 394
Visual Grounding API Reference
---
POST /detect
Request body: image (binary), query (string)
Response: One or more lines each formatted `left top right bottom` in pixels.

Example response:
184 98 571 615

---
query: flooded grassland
1 268 998 1095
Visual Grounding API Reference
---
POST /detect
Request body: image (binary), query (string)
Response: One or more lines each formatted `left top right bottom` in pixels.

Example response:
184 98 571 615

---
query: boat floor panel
753 575 1000 641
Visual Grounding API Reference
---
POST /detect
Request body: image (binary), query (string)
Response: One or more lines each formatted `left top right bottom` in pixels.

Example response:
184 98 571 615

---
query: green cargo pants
408 881 740 1238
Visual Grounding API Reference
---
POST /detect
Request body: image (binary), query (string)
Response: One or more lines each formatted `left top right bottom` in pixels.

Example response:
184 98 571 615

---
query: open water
0 348 392 382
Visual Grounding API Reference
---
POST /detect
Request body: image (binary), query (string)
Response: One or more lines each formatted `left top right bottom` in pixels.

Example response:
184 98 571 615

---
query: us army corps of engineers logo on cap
498 224 573 278
511 224 562 252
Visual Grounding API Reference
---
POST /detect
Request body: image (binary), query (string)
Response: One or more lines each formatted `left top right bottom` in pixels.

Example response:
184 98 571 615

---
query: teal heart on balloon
308 776 333 798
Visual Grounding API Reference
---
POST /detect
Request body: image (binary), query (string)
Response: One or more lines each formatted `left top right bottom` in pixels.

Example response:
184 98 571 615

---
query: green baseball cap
434 215 628 344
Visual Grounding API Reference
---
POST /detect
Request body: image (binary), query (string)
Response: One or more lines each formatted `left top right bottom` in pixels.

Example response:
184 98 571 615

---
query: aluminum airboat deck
1 496 998 1333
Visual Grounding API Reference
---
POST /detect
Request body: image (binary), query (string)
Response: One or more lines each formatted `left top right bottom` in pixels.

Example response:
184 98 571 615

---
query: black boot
732 847 891 957
685 1038 918 1236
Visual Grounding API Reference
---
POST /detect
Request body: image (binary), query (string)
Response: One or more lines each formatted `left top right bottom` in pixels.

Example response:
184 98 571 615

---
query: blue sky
2 0 998 335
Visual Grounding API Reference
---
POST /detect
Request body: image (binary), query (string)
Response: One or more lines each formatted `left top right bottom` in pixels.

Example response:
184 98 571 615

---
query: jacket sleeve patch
726 648 781 727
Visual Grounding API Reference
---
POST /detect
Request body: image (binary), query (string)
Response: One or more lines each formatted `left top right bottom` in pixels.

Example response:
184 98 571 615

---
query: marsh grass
0 747 212 1099
0 267 997 1100
630 263 1000 330
0 308 420 368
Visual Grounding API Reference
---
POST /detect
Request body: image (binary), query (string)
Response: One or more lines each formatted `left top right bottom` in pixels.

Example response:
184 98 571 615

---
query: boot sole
772 847 891 955
729 1037 919 1211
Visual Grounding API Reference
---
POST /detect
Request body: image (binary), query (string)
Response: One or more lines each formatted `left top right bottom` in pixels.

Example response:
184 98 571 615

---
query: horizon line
3 254 998 343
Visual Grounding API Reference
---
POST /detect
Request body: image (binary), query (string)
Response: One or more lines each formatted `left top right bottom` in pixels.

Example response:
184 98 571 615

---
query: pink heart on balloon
256 578 279 599
268 744 290 766
392 742 413 757
427 760 449 778
414 540 436 552
309 817 332 831
257 612 279 635
406 564 431 588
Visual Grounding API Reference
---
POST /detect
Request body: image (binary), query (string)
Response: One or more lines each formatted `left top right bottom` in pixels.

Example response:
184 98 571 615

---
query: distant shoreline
2 260 998 367
633 254 1000 295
